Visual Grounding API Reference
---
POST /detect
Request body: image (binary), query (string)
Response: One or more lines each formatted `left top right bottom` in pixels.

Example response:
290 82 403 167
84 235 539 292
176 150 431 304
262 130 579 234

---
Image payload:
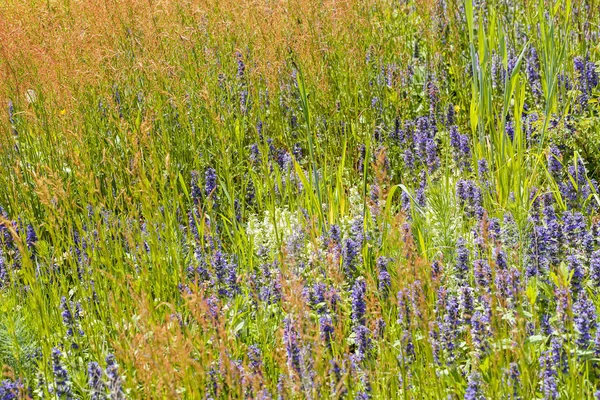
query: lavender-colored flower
447 104 455 126
256 120 263 138
212 250 239 297
26 224 37 249
328 360 344 395
342 238 360 277
477 159 488 178
105 354 125 400
539 350 558 400
377 256 391 294
527 224 551 278
329 224 341 244
567 254 584 295
415 187 426 208
471 309 490 356
550 335 568 374
459 134 471 159
292 143 303 161
568 160 587 187
245 178 256 206
489 218 501 242
257 388 272 400
205 167 217 197
7 100 15 126
190 171 203 204
357 144 366 173
547 146 562 178
397 289 411 327
60 297 84 348
249 143 260 165
236 52 246 79
460 181 482 214
304 282 326 313
574 56 599 108
425 138 440 172
504 362 520 400
464 371 484 400
450 125 461 149
591 250 600 287
455 238 470 281
248 345 263 373
0 378 25 400
414 117 430 159
0 248 8 288
474 259 491 289
440 295 459 364
401 191 411 216
88 362 106 400
240 88 249 112
52 348 73 399
283 316 302 375
587 61 599 88
375 318 386 339
459 286 474 325
319 315 334 346
431 260 442 280
526 47 543 100
404 148 414 169
353 325 371 362
351 278 367 326
573 293 597 348
500 113 512 140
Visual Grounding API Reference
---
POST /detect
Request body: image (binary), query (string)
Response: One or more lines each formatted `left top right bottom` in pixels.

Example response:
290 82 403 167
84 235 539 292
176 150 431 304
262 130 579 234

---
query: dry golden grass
0 0 378 107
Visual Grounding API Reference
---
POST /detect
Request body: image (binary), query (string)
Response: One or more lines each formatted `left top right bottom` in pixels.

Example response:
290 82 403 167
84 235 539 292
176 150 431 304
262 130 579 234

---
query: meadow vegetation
1 0 600 398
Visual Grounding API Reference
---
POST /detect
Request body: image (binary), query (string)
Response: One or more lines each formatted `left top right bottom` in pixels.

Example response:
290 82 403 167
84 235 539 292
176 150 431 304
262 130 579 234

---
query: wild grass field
1 0 600 398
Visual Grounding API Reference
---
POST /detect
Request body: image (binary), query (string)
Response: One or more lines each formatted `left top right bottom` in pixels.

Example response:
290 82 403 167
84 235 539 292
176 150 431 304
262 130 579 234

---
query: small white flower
25 89 37 104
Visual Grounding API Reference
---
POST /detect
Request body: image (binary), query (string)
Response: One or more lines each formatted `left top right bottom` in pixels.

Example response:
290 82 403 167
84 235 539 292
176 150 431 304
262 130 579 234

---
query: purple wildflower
52 348 73 399
471 309 490 356
342 238 360 277
567 254 584 295
0 379 25 400
548 146 562 178
351 278 367 326
26 224 37 250
539 350 558 400
377 256 391 294
464 371 484 400
88 362 106 400
205 167 217 197
404 148 414 169
459 286 474 325
248 345 263 373
283 316 302 375
319 315 334 347
591 250 600 287
354 325 371 362
106 354 125 400
474 259 491 289
573 293 597 348
505 118 514 141
477 159 488 178
236 52 246 79
526 47 542 100
455 238 470 281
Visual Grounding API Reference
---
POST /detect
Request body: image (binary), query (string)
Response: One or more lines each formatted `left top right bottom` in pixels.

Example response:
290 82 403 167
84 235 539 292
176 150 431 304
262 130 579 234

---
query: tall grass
0 0 599 398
